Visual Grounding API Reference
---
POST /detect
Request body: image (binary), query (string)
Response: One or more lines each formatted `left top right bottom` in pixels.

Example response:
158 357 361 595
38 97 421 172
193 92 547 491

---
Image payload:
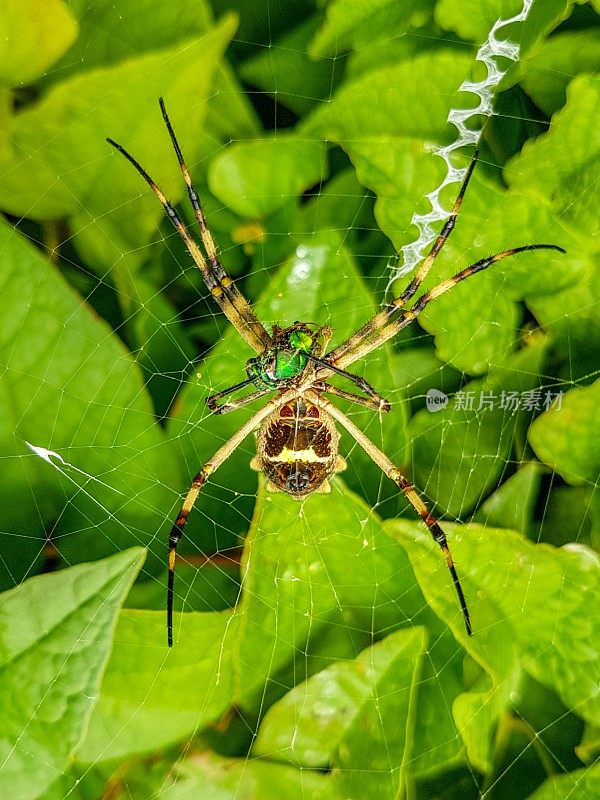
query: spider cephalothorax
108 98 564 646
245 323 321 390
205 322 333 415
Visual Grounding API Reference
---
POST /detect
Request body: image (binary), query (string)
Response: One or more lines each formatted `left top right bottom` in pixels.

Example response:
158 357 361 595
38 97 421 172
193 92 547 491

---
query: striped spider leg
308 389 472 633
164 389 296 647
324 153 565 371
107 99 270 355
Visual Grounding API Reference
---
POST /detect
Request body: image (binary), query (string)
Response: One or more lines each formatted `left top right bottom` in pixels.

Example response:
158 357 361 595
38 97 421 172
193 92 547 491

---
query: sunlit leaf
78 608 236 762
0 0 77 86
209 137 326 218
0 218 180 584
529 381 600 486
254 628 426 800
0 549 144 800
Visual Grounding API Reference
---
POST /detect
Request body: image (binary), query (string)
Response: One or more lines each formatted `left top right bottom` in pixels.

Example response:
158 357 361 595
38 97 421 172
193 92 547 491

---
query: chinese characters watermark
425 388 564 413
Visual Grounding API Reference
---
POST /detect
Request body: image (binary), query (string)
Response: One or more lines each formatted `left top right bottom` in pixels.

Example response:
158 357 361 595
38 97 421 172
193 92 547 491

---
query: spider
107 98 564 646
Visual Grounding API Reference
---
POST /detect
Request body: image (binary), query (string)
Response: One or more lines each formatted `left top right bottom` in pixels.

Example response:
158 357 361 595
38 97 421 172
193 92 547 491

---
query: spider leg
327 243 565 372
205 376 255 411
207 386 271 415
106 135 270 354
167 389 293 646
316 382 391 413
158 98 271 351
308 390 472 636
326 152 479 366
306 353 390 412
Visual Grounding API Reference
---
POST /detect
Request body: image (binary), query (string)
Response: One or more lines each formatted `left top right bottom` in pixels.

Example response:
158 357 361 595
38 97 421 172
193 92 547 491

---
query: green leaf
505 75 600 377
392 519 600 731
160 751 336 800
537 486 594 549
411 180 573 374
304 48 573 374
435 0 571 54
240 17 337 116
304 49 475 145
42 0 213 81
0 216 179 584
78 482 464 772
473 461 544 537
527 763 600 800
436 180 572 359
508 74 600 240
576 723 600 765
520 30 600 116
527 257 600 382
0 15 236 273
409 340 548 517
303 49 475 263
77 609 235 762
254 628 426 799
529 381 600 486
43 0 260 143
154 471 472 783
0 548 144 800
310 0 431 58
233 482 427 707
208 136 326 218
0 0 77 86
333 630 426 799
294 167 373 240
130 276 196 419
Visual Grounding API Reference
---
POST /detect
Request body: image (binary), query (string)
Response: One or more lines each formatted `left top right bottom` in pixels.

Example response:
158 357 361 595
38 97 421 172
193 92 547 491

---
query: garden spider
108 98 564 646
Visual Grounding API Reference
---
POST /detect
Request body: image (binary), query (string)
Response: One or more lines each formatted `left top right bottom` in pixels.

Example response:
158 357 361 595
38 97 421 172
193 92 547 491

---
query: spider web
1 1 599 799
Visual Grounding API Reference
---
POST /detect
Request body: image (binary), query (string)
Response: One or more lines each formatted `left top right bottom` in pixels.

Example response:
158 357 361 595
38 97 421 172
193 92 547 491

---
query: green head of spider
246 324 317 389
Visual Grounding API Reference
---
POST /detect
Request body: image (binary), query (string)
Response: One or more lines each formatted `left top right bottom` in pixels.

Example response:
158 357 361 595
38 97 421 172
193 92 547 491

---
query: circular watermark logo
425 388 449 412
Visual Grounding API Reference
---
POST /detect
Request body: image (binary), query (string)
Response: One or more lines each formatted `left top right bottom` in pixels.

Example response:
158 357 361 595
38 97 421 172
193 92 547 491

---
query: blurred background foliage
0 1 599 799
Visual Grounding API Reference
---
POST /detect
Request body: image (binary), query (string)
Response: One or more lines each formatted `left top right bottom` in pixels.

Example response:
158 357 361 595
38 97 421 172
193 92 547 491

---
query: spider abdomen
253 399 344 498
